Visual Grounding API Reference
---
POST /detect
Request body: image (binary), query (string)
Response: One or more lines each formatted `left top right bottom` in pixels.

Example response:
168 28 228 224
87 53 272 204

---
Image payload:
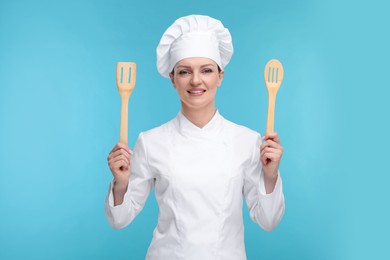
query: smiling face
170 57 224 112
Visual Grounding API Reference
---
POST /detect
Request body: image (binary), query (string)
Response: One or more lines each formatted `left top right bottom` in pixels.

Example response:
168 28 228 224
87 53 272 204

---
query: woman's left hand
260 132 284 180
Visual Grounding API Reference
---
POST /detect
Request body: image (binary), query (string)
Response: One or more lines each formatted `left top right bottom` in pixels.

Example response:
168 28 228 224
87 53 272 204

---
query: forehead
175 57 217 68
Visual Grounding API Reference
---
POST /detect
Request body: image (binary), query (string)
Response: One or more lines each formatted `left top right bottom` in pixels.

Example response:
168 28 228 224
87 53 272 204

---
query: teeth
188 90 205 94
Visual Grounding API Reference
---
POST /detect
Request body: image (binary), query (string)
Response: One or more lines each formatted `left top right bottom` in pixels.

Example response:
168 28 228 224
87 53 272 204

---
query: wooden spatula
116 62 136 145
264 59 284 134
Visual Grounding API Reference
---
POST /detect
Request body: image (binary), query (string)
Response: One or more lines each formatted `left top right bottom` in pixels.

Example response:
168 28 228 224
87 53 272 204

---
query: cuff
259 170 282 197
107 179 131 209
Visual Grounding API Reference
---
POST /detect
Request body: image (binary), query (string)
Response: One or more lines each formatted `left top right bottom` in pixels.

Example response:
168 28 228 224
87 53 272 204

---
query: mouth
187 89 206 96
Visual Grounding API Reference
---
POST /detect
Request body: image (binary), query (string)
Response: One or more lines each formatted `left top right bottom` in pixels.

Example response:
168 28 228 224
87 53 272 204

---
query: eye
178 70 191 76
202 68 213 74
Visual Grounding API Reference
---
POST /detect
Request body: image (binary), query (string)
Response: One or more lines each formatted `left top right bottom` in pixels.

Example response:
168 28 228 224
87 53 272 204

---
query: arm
260 132 284 193
243 133 285 232
104 133 154 229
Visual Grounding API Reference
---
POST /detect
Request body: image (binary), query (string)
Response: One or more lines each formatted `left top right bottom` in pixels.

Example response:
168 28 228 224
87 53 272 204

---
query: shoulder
222 116 261 141
220 115 262 157
138 117 176 142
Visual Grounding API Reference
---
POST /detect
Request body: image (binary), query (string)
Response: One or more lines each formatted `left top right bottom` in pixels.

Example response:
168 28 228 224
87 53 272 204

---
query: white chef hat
156 15 233 78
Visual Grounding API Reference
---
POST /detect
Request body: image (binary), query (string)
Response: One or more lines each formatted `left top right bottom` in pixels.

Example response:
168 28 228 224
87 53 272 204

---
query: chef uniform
105 15 285 260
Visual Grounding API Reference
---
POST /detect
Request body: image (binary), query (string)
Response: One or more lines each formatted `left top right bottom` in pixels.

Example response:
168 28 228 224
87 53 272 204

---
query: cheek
175 82 188 96
175 77 188 88
208 78 220 90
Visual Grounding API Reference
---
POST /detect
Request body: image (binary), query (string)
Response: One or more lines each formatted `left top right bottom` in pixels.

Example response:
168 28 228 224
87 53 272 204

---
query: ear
217 70 224 87
169 72 176 88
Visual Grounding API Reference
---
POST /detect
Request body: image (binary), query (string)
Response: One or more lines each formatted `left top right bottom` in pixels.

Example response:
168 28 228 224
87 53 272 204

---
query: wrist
263 169 278 182
113 179 129 191
263 170 278 194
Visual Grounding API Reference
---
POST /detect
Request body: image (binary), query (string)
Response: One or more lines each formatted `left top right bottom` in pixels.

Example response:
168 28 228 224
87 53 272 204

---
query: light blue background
1 0 389 259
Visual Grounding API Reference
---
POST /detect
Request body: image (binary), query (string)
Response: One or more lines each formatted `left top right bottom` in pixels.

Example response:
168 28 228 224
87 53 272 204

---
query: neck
181 103 216 128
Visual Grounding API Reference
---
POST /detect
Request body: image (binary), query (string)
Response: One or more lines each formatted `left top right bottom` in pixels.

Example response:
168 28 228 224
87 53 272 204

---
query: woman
105 15 285 260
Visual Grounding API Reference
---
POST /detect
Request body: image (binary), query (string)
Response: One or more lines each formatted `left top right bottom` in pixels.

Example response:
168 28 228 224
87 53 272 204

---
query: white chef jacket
105 110 285 260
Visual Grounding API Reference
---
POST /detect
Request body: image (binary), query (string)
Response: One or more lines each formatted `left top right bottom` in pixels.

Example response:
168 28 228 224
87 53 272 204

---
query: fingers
261 152 281 165
108 153 131 166
261 132 280 143
260 147 282 160
108 154 131 176
107 142 133 173
110 142 133 155
260 139 283 151
108 143 132 161
260 151 282 165
108 149 130 161
260 132 282 149
260 132 283 165
111 159 130 172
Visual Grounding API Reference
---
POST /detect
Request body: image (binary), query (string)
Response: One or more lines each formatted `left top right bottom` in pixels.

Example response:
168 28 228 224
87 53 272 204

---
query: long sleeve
104 133 155 230
243 134 285 232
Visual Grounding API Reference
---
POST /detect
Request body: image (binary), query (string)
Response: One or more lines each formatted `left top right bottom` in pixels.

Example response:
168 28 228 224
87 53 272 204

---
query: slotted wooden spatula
264 59 284 134
116 62 136 145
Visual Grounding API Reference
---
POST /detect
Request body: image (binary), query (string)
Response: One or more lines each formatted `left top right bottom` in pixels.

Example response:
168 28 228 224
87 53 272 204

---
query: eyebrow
176 64 216 69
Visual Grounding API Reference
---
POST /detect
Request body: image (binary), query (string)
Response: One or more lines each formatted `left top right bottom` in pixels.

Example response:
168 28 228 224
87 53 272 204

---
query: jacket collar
174 109 224 139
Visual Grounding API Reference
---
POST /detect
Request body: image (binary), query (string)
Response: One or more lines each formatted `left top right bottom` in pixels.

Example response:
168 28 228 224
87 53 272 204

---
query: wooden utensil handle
120 95 130 145
266 91 277 134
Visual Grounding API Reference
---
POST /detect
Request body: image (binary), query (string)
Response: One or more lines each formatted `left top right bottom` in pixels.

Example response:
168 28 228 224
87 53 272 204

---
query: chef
105 15 285 260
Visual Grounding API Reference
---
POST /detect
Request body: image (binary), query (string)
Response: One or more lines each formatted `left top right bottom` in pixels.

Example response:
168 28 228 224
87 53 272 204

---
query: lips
187 88 206 95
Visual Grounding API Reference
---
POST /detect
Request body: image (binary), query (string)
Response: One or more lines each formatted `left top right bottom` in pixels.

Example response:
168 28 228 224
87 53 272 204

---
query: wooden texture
116 62 136 145
264 59 284 134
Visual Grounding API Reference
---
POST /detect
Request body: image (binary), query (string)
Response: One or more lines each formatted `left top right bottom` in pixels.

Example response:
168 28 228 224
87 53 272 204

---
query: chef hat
156 15 233 78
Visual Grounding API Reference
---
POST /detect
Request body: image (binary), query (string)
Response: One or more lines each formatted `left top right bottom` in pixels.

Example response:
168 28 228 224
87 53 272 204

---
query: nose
190 71 201 86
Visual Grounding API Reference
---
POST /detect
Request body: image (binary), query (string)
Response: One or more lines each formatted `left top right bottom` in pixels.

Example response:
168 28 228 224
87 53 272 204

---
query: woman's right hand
107 142 133 189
